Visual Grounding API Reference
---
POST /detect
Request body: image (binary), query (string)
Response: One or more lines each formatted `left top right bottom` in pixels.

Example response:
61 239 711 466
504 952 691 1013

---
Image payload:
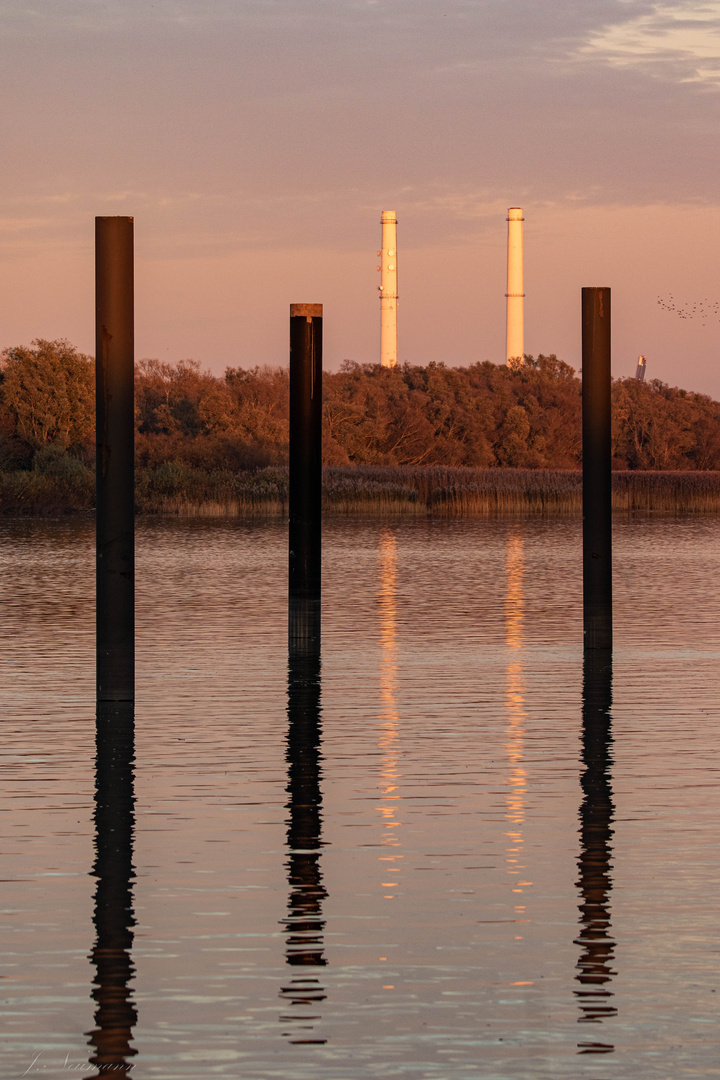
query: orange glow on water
377 530 402 900
504 531 530 927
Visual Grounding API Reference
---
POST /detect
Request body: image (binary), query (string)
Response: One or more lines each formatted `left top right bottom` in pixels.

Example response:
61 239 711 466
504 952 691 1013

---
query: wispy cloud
577 1 720 85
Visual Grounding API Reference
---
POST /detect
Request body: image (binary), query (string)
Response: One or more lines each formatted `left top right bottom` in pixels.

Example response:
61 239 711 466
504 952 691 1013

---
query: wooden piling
289 303 322 654
582 287 612 651
96 217 135 702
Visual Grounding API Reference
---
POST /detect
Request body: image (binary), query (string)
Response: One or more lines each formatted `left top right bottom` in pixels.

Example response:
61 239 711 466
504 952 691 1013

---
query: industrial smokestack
378 210 398 367
635 355 647 382
506 207 525 367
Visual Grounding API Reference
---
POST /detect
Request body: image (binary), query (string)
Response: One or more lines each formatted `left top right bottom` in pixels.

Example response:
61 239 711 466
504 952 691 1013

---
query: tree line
2 338 720 475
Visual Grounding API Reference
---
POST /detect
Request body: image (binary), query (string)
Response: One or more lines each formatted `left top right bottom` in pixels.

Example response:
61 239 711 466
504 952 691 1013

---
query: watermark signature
21 1053 134 1076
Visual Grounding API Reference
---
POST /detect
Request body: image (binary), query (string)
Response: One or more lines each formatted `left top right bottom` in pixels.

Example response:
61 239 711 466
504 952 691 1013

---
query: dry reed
3 463 720 517
138 466 720 517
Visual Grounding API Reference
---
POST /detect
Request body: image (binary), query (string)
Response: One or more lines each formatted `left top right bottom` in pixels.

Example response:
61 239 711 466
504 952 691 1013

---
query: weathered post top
290 304 323 319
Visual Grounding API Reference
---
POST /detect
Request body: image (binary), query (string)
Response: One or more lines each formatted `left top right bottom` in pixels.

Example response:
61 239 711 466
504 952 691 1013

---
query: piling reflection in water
377 530 403 900
280 648 327 1044
86 703 137 1077
504 533 531 927
575 650 616 1053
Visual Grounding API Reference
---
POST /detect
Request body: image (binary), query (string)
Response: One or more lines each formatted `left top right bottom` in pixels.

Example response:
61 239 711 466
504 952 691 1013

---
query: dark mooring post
289 303 322 654
582 287 612 651
96 217 135 703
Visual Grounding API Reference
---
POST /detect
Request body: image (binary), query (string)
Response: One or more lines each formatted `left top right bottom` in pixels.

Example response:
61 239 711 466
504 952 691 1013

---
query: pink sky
2 1 719 394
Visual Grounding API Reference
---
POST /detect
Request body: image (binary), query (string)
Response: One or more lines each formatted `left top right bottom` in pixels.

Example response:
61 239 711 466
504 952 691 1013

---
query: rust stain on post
100 325 112 478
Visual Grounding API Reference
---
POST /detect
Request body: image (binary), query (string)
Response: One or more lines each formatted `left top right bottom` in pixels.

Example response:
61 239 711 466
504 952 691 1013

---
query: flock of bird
657 295 720 325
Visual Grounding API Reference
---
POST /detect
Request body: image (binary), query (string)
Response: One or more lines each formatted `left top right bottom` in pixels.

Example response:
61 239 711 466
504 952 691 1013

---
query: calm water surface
1 516 719 1079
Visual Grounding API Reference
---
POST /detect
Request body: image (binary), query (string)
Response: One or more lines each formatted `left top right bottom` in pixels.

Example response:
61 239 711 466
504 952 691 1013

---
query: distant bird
657 294 720 327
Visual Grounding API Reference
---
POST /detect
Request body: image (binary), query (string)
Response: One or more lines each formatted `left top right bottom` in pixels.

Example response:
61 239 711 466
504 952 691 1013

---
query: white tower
506 207 524 367
378 210 398 368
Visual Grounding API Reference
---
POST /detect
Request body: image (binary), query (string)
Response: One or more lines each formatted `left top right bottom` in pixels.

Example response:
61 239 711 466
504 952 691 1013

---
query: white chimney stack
378 210 398 368
506 207 525 367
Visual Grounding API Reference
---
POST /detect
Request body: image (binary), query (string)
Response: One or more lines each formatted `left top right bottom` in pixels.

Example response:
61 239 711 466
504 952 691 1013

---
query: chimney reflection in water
86 703 138 1077
504 533 531 928
377 531 403 899
280 645 328 1044
575 650 616 1053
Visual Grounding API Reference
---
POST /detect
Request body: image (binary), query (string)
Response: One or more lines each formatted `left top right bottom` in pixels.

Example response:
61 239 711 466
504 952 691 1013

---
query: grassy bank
4 461 720 516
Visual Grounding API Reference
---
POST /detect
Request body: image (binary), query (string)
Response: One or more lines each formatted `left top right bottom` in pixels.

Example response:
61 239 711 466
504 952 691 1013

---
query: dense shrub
3 343 720 480
0 339 94 455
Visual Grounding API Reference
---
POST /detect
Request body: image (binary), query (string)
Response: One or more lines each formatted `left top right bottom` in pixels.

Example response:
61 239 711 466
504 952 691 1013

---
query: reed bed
610 470 720 514
0 465 95 515
136 466 720 517
3 463 720 516
134 464 289 517
325 467 720 516
326 467 580 516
